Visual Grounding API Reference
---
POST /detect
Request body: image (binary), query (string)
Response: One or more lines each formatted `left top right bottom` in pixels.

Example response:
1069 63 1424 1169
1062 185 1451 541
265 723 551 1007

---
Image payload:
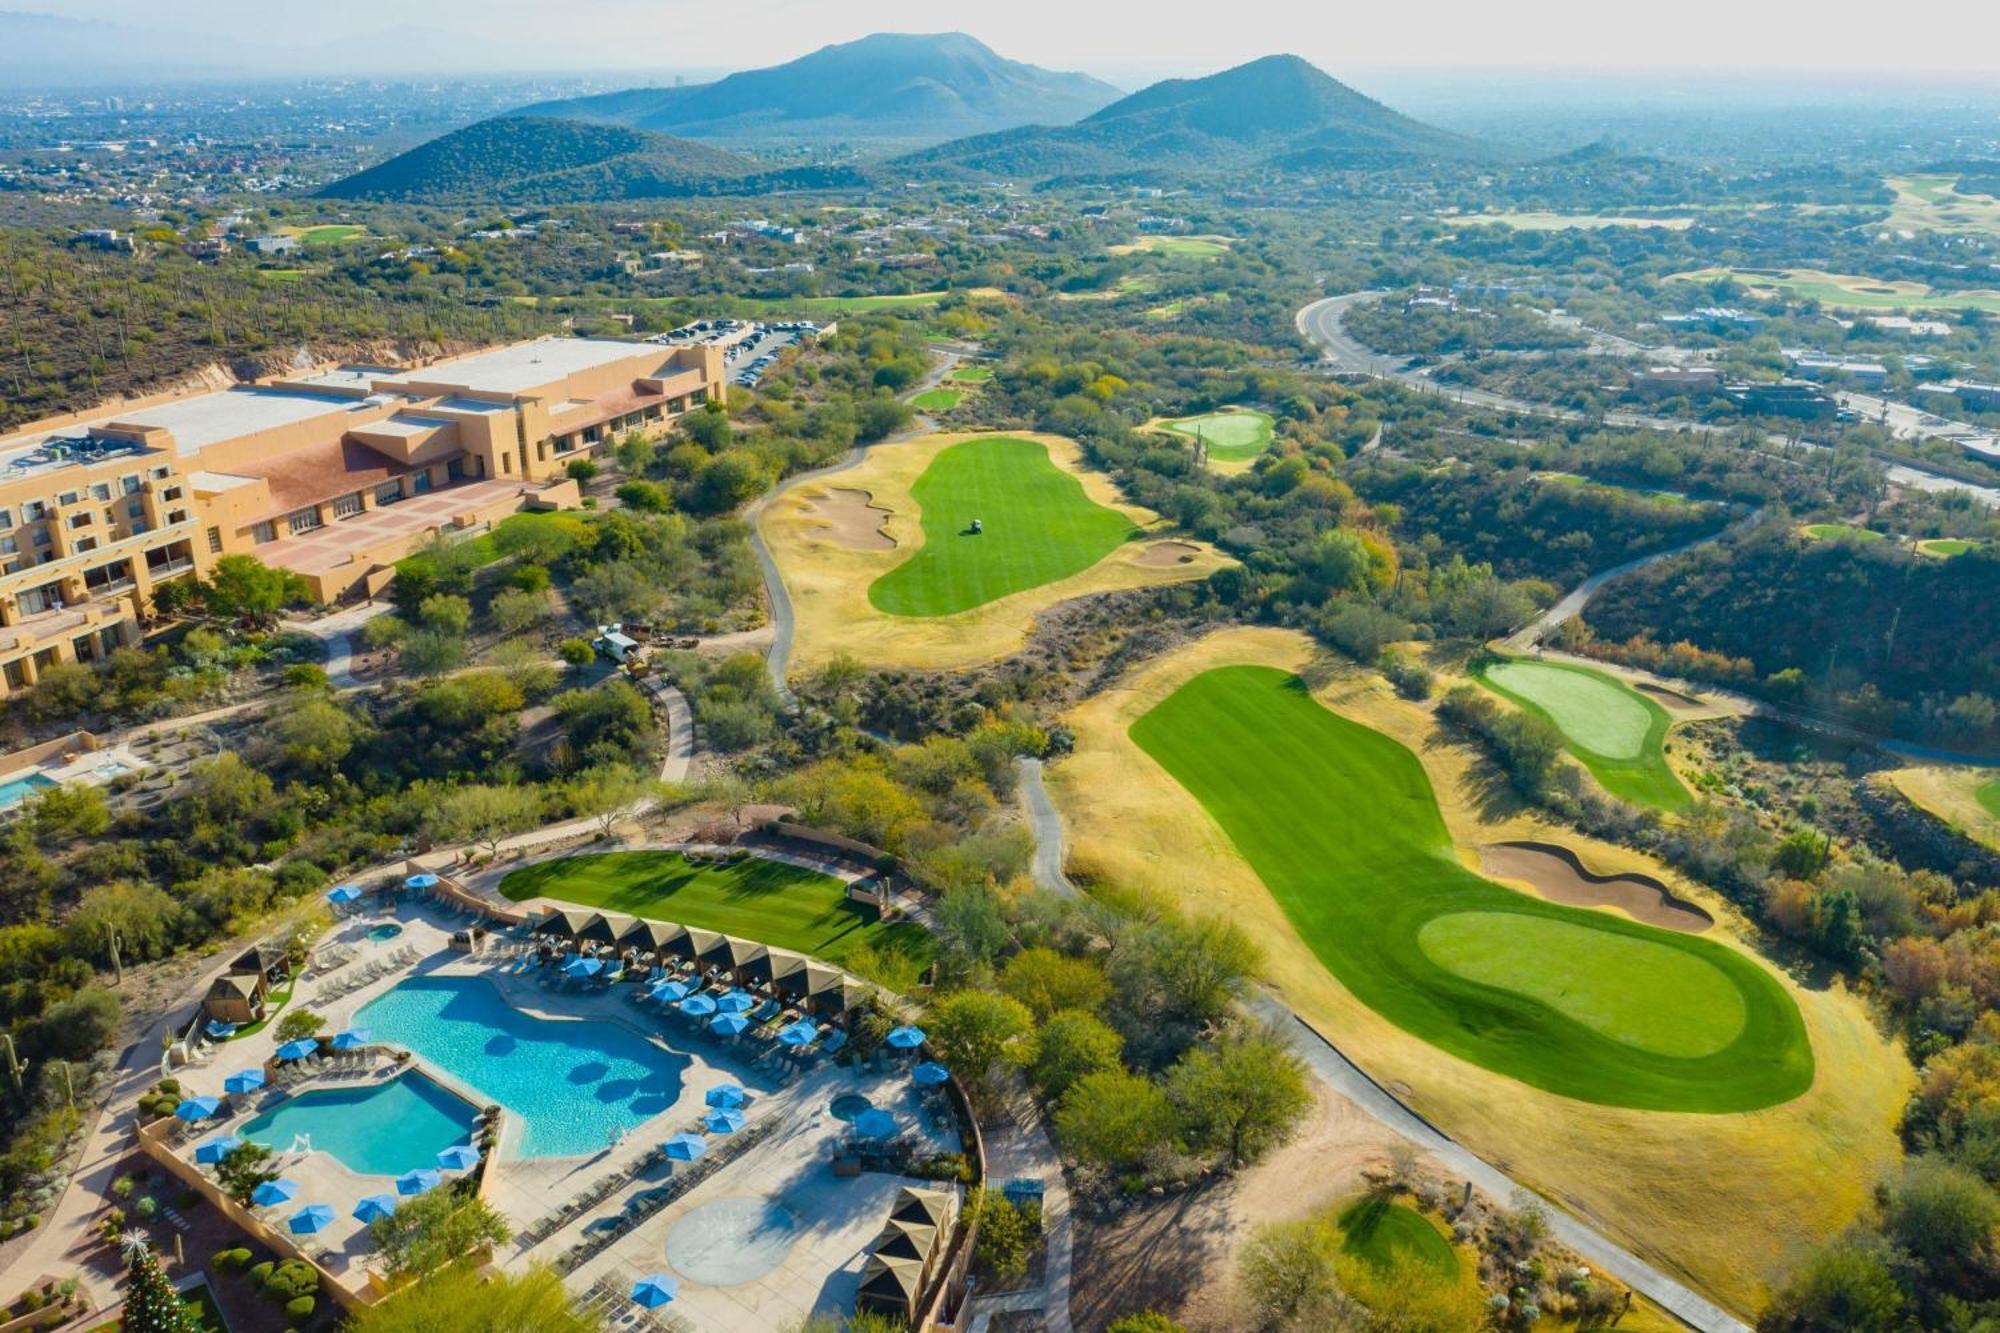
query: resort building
0 337 724 695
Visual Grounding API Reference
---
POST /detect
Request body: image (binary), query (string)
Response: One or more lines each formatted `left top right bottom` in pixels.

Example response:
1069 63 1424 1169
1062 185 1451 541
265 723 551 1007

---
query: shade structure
329 1028 373 1051
885 1026 927 1050
852 1108 899 1140
574 912 637 948
648 979 691 1003
681 928 726 963
616 919 678 953
562 956 603 978
703 1107 746 1134
695 932 766 974
663 1133 708 1161
630 1275 678 1308
353 1194 398 1224
251 1178 299 1207
288 1203 335 1235
778 1020 819 1047
194 1136 242 1165
223 1069 266 1095
872 1216 939 1262
275 1039 320 1061
678 994 718 1017
713 990 754 1014
404 872 440 890
911 1062 951 1088
533 908 594 939
740 947 807 990
173 1096 221 1122
647 922 697 962
326 884 361 903
856 1252 925 1313
395 1168 442 1196
704 1083 747 1110
436 1144 481 1171
708 1013 750 1037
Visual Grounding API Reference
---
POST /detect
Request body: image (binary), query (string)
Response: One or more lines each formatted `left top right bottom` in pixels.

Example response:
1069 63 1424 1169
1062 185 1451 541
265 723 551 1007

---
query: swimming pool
357 974 687 1158
238 1071 477 1177
367 924 404 943
0 772 57 809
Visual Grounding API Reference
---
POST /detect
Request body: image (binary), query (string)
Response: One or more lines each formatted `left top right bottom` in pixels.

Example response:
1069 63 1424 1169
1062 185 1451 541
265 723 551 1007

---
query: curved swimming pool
238 1071 476 1177
357 974 688 1158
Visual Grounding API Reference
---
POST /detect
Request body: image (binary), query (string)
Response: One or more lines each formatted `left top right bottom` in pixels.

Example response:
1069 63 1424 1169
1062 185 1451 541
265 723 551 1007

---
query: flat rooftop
0 386 373 462
377 338 661 397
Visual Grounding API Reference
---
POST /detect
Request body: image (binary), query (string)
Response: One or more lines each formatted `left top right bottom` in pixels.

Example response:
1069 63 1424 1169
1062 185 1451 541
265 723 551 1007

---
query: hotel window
75 536 97 553
90 483 111 502
553 435 575 455
67 513 91 529
375 481 403 505
167 509 188 526
23 501 45 521
127 499 144 519
120 475 141 495
57 491 78 506
0 538 14 555
0 510 11 529
446 458 465 481
333 493 363 519
251 521 276 545
150 466 170 480
286 507 322 535
160 486 183 502
413 472 433 494
32 528 50 547
206 527 222 554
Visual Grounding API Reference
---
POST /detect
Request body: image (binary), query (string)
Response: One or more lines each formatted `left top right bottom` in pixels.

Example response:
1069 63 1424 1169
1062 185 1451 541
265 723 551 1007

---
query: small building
77 229 135 253
1663 307 1766 333
1787 353 1888 387
243 235 298 256
1930 379 2000 413
185 238 229 262
1630 366 1723 397
1725 382 1836 421
231 943 291 989
201 973 265 1026
855 1186 959 1326
1865 315 1951 338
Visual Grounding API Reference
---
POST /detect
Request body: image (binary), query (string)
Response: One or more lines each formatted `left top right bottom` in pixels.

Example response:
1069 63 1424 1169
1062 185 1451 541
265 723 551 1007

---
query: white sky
40 0 2000 79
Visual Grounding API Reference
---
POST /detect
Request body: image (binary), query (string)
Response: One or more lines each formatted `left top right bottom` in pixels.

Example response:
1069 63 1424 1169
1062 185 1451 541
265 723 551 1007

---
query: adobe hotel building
0 336 723 694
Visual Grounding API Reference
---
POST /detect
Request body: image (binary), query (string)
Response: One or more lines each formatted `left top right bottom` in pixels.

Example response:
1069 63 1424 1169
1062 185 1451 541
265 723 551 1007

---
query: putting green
1337 1197 1458 1280
867 435 1139 617
947 366 993 383
909 388 963 411
1920 538 1977 557
1980 780 2000 820
1128 665 1811 1111
1160 409 1275 464
1474 658 1689 810
1801 522 1884 543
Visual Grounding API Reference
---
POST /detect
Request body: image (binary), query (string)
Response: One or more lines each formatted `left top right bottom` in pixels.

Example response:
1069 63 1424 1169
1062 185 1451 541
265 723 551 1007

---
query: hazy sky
37 0 2000 80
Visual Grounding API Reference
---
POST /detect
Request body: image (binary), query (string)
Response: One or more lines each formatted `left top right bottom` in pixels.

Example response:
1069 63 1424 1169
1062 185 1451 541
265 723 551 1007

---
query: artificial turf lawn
1801 522 1885 542
1980 780 2000 820
909 388 964 411
1474 657 1691 811
1337 1197 1458 1280
867 436 1138 617
498 850 932 987
1161 409 1275 463
1128 665 1812 1111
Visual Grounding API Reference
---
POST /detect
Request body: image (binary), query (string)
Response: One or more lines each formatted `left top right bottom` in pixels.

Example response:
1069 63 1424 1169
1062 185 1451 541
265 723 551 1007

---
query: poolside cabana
891 1185 954 1230
532 908 594 941
618 919 683 959
575 912 638 949
872 1217 939 1265
682 929 726 969
807 970 872 1019
855 1253 926 1324
742 947 807 992
201 973 265 1026
696 933 767 978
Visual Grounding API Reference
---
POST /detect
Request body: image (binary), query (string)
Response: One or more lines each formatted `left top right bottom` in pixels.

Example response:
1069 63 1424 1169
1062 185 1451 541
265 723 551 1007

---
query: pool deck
164 901 961 1324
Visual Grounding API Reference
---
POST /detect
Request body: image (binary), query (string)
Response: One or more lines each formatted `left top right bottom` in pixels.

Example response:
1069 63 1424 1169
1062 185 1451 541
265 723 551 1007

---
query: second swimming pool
357 974 688 1158
238 1070 476 1176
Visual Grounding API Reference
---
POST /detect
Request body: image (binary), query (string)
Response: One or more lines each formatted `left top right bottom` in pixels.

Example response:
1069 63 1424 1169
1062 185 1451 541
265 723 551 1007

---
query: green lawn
1160 409 1276 463
1128 665 1811 1111
224 971 296 1042
1473 658 1691 810
1978 779 2000 820
1124 236 1230 257
1801 522 1885 543
289 224 368 247
867 436 1139 617
1920 538 1977 557
498 850 931 989
947 367 993 383
1337 1197 1458 1280
909 388 964 412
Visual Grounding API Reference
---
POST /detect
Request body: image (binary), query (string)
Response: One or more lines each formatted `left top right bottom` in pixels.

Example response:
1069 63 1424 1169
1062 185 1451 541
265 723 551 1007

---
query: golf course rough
1474 657 1691 811
1129 665 1812 1112
868 435 1140 617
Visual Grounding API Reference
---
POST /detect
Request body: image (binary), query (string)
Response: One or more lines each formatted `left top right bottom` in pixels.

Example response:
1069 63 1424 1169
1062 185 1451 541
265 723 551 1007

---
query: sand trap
1637 682 1705 711
1135 540 1202 567
799 487 894 550
1480 840 1713 933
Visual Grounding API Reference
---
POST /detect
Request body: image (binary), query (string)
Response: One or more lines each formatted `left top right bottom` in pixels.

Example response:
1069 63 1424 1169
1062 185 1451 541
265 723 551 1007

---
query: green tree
1166 1028 1314 1168
417 594 473 636
368 1187 512 1279
428 784 544 858
122 1237 198 1333
28 783 109 843
969 1188 1041 1285
1881 1158 1999 1293
924 990 1034 1101
27 986 120 1061
1029 1008 1124 1099
1757 1240 1904 1332
492 587 553 635
1237 1219 1351 1330
274 1008 326 1044
350 1265 596 1330
1055 1069 1177 1170
1105 1314 1187 1333
1001 948 1112 1020
215 1141 280 1206
568 765 660 837
205 554 308 623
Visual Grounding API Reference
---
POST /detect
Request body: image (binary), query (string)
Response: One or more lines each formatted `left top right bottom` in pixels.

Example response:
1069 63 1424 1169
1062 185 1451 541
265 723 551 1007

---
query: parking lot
648 319 822 388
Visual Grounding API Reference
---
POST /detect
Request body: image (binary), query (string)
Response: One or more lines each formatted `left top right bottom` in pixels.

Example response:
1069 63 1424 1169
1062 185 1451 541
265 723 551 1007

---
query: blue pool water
367 924 404 943
238 1071 477 1177
357 974 687 1158
0 773 58 809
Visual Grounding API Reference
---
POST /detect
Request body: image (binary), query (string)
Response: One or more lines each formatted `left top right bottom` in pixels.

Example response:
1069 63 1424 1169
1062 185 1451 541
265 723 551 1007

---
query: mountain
517 32 1121 145
318 116 863 203
898 54 1474 179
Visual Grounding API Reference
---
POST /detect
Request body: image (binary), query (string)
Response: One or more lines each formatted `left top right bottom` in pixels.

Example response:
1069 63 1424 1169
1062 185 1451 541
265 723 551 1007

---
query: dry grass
1885 765 2000 852
759 431 1231 673
1053 626 1910 1313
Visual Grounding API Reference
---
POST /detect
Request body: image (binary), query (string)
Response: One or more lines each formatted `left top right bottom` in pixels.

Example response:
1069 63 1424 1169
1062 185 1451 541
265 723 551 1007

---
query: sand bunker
1135 540 1202 567
1637 682 1705 711
1480 841 1714 933
799 487 895 550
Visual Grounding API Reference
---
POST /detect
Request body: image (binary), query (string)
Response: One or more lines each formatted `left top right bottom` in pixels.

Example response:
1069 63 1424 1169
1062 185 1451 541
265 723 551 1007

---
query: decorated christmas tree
121 1234 198 1333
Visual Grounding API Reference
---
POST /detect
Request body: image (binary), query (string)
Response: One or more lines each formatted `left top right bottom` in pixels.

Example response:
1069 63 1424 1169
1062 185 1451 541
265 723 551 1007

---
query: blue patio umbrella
194 1135 242 1165
352 1194 397 1224
395 1168 442 1196
852 1108 898 1140
251 1178 299 1207
275 1039 320 1061
777 1020 819 1047
713 990 754 1014
630 1275 678 1308
885 1025 926 1050
703 1107 746 1134
223 1069 266 1095
329 1028 373 1051
404 872 440 890
173 1096 221 1122
707 1013 750 1037
663 1133 708 1162
563 956 603 978
326 884 361 903
436 1144 481 1171
288 1203 335 1235
704 1083 747 1110
678 994 718 1017
911 1061 951 1088
648 979 690 1002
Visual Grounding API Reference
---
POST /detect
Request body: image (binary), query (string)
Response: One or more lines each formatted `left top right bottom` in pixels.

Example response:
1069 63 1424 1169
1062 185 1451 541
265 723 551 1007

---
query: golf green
1337 1197 1458 1280
947 366 994 383
1801 523 1884 543
1128 665 1811 1111
1161 409 1275 463
1979 780 2000 820
1474 658 1690 810
868 436 1139 617
909 388 964 412
497 850 932 987
1921 538 1976 557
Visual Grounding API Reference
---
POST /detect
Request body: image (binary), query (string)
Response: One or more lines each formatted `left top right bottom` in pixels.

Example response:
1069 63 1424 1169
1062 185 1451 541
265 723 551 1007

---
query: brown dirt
797 487 895 551
1637 682 1706 711
1133 540 1202 568
1480 841 1714 933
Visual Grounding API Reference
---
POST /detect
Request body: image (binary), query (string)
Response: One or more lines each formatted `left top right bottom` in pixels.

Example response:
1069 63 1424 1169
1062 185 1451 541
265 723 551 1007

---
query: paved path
288 601 395 690
964 1080 1076 1333
1014 761 1750 1333
637 678 696 783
